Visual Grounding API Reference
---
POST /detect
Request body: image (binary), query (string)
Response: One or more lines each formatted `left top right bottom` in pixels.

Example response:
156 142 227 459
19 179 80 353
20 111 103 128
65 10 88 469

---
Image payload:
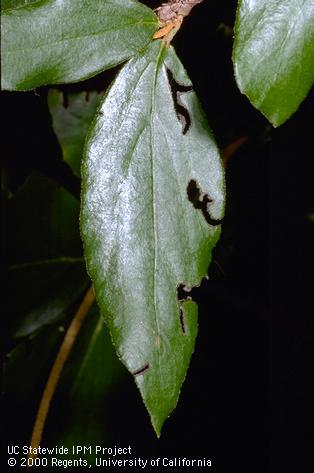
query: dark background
2 1 313 472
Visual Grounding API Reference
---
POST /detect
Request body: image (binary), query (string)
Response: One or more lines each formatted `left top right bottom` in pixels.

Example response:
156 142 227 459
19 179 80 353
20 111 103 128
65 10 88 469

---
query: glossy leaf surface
2 0 157 90
81 41 225 435
233 0 314 126
48 90 103 177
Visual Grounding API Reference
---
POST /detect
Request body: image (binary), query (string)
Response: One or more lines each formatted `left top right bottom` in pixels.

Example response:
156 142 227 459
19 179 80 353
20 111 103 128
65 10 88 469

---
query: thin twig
222 136 248 168
28 286 95 459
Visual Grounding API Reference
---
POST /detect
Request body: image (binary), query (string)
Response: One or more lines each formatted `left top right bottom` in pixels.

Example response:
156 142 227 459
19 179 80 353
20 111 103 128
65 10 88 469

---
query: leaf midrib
149 43 165 379
8 256 85 270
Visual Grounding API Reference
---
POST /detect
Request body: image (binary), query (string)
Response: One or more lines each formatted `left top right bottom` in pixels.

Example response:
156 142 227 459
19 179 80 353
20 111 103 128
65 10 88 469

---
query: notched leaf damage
166 67 193 134
176 284 192 334
187 179 223 226
179 307 186 334
177 283 192 300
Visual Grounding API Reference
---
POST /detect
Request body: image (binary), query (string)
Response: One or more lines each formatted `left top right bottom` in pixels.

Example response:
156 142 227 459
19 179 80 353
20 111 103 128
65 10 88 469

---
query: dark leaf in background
43 303 125 452
48 90 104 177
3 320 70 445
5 173 82 264
3 173 88 340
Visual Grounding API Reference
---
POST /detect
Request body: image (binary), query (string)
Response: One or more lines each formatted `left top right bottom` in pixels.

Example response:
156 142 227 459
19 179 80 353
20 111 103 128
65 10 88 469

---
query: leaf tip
151 414 164 439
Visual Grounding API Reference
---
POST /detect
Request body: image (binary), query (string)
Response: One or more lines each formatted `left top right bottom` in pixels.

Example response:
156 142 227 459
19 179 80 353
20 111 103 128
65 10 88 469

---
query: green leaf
44 303 125 450
2 0 158 91
11 259 88 338
5 173 82 265
4 321 69 445
3 173 89 339
81 41 225 435
48 90 103 177
233 0 314 126
2 0 39 9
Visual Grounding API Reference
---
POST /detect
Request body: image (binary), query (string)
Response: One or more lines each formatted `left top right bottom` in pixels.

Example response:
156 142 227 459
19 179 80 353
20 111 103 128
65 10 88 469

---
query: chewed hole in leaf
179 307 186 334
177 284 192 335
177 283 191 301
187 179 223 226
166 67 193 135
132 363 150 377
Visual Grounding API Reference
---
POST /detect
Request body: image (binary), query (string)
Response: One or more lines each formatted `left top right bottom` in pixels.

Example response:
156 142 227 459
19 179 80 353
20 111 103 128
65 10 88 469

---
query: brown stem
154 0 204 43
156 0 205 23
28 286 95 459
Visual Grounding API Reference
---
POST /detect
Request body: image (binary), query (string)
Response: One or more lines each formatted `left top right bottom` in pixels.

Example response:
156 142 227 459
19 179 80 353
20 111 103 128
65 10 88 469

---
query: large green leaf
233 0 314 127
1 0 157 91
81 40 225 435
48 90 103 177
